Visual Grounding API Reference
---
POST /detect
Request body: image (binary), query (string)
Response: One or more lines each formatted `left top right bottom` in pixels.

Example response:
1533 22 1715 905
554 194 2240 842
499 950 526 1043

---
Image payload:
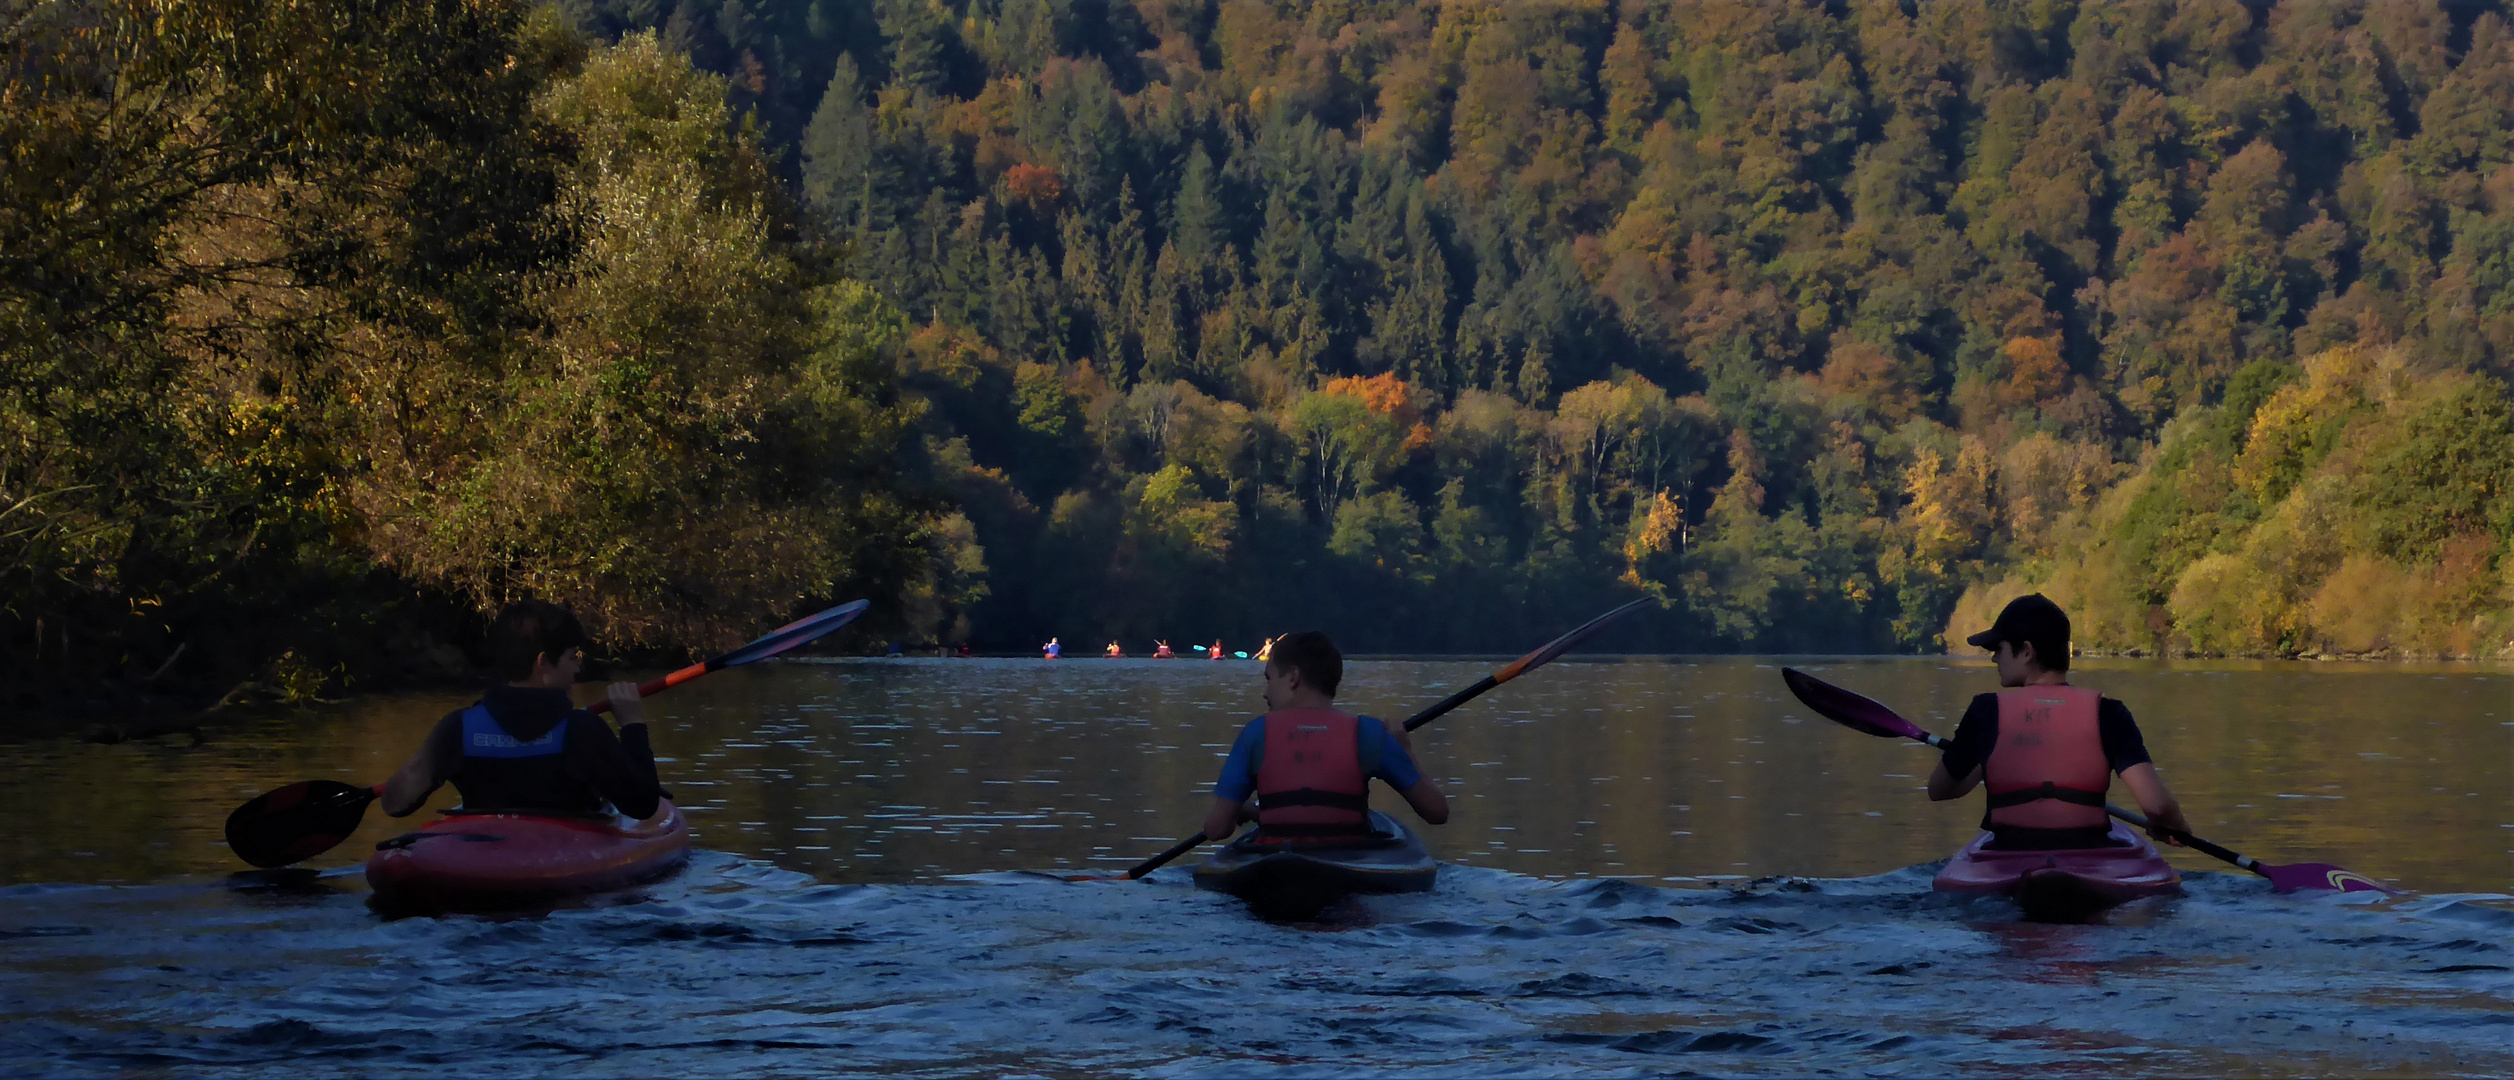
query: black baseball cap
1965 593 2070 651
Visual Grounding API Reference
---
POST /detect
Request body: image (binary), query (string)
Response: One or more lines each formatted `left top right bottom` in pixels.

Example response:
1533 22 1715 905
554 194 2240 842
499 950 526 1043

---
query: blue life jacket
459 705 567 758
451 705 600 813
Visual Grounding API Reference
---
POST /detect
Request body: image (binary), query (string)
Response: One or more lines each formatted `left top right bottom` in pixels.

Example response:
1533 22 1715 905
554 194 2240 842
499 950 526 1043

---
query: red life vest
1982 685 2111 830
1253 708 1372 837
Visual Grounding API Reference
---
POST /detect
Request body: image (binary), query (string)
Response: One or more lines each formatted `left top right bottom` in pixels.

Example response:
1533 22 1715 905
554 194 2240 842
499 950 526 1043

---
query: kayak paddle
2103 803 2392 894
223 599 872 868
1777 666 2391 894
1097 596 1658 882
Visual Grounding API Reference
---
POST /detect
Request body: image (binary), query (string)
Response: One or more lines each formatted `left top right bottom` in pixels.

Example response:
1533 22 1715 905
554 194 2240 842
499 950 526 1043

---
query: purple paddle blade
2259 863 2394 894
1780 667 1935 742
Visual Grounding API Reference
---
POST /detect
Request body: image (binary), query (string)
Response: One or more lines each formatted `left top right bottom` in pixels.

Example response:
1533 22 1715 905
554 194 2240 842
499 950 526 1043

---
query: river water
2 656 2508 1076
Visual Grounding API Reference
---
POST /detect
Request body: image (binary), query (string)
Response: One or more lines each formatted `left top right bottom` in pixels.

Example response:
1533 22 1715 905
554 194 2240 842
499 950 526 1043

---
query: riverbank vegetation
7 1 2513 721
3 0 939 718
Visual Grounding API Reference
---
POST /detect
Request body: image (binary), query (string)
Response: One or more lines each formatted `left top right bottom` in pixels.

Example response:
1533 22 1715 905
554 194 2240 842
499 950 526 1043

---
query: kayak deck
365 800 690 913
1192 810 1436 917
1933 819 2181 921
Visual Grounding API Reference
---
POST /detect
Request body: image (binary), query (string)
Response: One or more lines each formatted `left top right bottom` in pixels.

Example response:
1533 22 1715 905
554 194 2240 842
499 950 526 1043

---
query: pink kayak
1934 819 2181 920
365 801 690 912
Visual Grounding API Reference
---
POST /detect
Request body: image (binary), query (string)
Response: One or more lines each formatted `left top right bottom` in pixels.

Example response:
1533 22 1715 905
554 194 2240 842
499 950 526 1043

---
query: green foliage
2348 378 2514 561
0 6 939 712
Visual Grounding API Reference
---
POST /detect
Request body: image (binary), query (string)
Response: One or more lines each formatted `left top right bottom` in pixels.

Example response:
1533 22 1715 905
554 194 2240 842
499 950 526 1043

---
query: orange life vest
1253 707 1372 837
1983 685 2111 830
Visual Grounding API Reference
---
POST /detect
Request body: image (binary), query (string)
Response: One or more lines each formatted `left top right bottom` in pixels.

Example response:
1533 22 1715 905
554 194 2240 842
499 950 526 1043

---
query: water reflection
0 656 2505 893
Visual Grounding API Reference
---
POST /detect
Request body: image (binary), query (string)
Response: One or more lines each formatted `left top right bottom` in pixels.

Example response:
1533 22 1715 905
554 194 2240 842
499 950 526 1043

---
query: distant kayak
1193 809 1436 917
1933 819 2181 921
366 802 690 913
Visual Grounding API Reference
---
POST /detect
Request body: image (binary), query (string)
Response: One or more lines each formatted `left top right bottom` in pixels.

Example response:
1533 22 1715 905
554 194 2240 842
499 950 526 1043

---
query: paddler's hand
606 681 646 725
2146 803 2192 846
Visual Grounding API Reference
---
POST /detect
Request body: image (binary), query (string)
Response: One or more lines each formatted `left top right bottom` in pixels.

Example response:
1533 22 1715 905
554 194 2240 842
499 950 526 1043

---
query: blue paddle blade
716 599 870 667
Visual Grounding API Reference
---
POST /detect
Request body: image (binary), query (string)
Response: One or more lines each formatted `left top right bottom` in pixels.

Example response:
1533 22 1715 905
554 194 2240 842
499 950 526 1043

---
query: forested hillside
7 1 2513 720
568 0 2514 657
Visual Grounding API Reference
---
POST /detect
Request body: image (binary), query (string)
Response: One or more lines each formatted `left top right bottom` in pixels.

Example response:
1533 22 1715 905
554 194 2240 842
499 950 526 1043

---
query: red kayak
1933 819 2181 920
365 801 690 912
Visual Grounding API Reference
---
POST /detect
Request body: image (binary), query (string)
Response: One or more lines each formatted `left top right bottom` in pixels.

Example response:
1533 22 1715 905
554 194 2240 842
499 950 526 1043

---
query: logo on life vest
470 730 559 750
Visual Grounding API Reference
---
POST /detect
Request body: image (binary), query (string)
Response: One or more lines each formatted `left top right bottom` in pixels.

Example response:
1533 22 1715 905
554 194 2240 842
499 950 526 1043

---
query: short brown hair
481 600 588 682
1266 630 1342 696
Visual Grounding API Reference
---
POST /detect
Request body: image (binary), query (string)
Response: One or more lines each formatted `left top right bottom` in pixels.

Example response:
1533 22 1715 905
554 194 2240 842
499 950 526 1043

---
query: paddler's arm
2100 700 2186 844
573 682 662 820
381 713 461 817
1927 695 1995 801
1203 797 1252 842
1926 761 1982 801
1384 722 1449 825
2117 763 2190 845
1203 718 1266 840
380 753 437 817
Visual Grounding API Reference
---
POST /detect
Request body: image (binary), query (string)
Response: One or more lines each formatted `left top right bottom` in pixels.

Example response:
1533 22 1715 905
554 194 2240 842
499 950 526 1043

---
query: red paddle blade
2260 862 2395 894
713 599 870 668
225 781 377 868
1780 667 1930 741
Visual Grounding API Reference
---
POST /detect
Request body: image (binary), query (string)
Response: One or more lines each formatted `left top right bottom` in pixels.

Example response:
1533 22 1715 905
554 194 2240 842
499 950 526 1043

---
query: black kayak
1191 810 1437 917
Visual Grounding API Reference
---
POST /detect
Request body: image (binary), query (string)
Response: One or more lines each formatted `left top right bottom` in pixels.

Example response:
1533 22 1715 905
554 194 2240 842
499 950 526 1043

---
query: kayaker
1043 637 1061 659
1154 640 1174 659
380 601 665 821
1208 640 1224 659
1105 640 1123 658
1928 594 2191 849
1202 631 1449 842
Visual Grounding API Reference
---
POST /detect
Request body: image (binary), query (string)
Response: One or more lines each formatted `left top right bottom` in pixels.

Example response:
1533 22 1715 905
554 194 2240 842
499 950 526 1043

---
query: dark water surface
2 656 2508 1076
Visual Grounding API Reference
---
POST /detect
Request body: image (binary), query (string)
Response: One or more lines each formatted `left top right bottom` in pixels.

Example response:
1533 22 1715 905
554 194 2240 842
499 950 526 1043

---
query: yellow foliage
2308 555 2407 654
2234 346 2392 501
1903 437 1995 574
1997 433 2115 553
1620 488 1683 587
2169 553 2272 656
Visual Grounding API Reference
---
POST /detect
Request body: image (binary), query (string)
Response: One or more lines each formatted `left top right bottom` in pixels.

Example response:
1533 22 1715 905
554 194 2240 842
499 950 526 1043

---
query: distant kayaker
380 600 665 821
1154 640 1174 659
1253 635 1277 663
1929 594 2190 849
1043 637 1061 659
1208 640 1224 660
1202 631 1449 842
1105 641 1123 658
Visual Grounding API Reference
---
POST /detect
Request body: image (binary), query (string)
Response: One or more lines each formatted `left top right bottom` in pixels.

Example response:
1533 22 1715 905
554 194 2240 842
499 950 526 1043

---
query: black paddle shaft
2107 803 2251 867
1403 675 1498 733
